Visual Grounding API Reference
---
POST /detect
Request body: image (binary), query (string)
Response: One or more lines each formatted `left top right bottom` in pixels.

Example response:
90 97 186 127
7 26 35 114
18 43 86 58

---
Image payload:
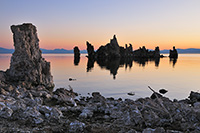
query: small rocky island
0 23 199 132
85 35 164 79
86 35 163 60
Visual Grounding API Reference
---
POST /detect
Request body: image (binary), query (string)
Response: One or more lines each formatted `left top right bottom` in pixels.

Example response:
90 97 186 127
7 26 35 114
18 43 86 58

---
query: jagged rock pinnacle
6 23 54 89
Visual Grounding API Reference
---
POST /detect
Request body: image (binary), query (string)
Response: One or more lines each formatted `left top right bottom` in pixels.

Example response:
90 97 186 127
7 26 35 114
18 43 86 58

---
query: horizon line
1 46 200 51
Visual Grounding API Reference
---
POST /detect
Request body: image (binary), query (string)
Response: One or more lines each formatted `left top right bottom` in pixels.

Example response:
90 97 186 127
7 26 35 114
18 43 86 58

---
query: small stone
142 128 155 133
0 88 9 95
8 100 26 111
0 106 13 118
69 121 85 132
80 107 93 118
127 129 137 133
155 127 165 133
103 115 110 120
50 107 63 120
166 130 183 133
92 92 101 97
159 89 168 94
193 102 200 108
33 117 44 124
0 102 6 110
5 85 14 92
79 112 87 119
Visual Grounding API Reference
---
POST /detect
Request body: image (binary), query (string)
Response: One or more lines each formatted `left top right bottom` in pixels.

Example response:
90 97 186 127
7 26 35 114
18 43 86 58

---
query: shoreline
0 77 200 132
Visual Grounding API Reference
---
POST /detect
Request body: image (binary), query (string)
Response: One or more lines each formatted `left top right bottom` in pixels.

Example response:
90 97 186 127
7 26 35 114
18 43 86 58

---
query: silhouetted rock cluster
85 35 163 79
169 46 178 58
86 35 163 60
5 23 54 89
120 43 133 57
133 46 160 58
96 35 120 59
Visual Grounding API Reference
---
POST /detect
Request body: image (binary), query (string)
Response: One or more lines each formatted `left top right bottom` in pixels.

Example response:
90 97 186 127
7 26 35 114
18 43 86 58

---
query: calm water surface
1 54 200 100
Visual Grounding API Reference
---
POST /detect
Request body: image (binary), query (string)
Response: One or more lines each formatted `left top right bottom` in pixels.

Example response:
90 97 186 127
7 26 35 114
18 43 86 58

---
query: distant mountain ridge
0 47 14 53
1 47 200 54
0 47 87 54
160 48 200 54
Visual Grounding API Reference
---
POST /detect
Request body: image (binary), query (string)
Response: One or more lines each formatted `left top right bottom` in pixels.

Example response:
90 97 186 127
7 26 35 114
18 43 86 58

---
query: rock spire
6 23 54 89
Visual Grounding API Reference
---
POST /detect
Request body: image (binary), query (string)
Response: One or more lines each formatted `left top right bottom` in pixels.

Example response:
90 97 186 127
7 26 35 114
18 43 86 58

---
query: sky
0 0 200 50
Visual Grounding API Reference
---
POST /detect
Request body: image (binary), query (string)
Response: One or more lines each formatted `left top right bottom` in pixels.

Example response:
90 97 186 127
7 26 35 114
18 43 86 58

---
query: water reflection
96 58 120 79
87 58 95 72
169 57 178 67
133 58 160 67
120 58 133 70
74 56 80 66
86 57 164 79
1 54 199 100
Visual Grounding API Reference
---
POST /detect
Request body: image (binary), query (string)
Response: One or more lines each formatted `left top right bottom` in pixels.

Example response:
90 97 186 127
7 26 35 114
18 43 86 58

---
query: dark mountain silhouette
0 47 14 53
40 48 74 54
1 47 200 54
160 48 200 54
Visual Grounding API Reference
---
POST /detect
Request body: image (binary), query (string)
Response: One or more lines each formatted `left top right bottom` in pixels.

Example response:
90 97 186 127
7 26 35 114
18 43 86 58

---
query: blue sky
1 0 200 50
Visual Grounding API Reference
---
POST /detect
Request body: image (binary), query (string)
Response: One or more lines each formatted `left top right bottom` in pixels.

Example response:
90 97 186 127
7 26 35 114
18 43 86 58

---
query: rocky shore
0 79 200 132
0 23 198 132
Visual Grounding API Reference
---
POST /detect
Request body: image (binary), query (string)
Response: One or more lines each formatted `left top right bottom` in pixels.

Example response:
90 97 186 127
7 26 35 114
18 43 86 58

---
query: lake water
1 54 200 100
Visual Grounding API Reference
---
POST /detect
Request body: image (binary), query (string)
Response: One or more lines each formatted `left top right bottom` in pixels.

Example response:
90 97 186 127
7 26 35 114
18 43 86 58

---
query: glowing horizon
1 0 200 50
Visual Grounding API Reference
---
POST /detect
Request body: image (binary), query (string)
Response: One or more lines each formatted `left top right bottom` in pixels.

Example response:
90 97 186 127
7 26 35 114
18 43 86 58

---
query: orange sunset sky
0 0 200 50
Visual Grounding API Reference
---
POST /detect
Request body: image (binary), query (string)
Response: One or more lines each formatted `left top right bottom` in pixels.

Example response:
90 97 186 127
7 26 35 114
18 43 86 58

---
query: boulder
69 120 85 132
0 106 13 119
6 23 54 89
189 91 200 104
52 88 77 106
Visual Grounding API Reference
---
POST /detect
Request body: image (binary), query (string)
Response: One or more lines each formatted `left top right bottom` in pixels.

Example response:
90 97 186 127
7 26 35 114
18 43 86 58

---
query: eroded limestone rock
86 41 95 58
6 23 54 89
73 46 80 65
169 46 178 58
96 35 120 59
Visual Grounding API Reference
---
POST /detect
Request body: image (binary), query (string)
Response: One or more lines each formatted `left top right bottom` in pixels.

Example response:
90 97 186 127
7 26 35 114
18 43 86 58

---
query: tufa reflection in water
74 56 80 66
86 57 164 79
132 57 160 67
169 57 178 67
87 58 95 72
